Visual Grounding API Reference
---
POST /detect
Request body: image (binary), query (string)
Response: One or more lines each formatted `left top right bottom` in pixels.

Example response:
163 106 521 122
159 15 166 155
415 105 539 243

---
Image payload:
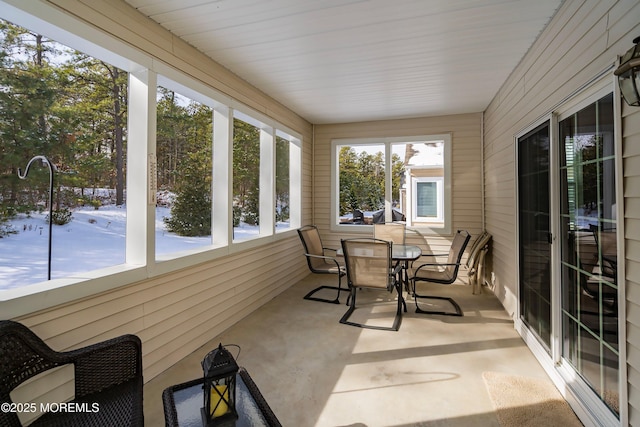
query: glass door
559 92 619 417
518 122 552 351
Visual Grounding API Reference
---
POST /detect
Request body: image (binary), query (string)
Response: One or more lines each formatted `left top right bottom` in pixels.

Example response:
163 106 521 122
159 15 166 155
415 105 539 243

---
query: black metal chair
0 320 143 427
340 238 404 331
297 225 346 304
410 230 471 316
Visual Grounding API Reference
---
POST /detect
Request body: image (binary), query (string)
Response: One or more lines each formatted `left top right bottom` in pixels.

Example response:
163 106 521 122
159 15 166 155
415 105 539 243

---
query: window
0 5 302 306
233 116 262 241
0 17 129 288
332 135 451 233
155 85 213 258
414 177 444 221
275 129 301 233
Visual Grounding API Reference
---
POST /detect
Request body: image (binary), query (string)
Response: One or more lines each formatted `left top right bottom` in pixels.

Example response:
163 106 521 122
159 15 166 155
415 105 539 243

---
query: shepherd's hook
18 156 57 280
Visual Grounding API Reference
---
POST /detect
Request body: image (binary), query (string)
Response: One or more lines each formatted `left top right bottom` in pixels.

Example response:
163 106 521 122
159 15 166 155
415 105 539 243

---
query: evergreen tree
233 119 260 225
161 94 213 236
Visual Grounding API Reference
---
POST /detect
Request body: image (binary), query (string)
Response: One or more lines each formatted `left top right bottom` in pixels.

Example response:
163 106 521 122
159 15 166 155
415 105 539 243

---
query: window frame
412 175 444 222
330 134 451 234
0 1 303 316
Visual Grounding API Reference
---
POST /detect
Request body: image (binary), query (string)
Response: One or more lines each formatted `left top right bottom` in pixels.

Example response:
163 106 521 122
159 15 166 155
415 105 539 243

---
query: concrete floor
144 275 554 427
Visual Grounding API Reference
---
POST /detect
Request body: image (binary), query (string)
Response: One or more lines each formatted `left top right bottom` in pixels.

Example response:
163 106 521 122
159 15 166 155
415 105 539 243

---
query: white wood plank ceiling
124 0 562 124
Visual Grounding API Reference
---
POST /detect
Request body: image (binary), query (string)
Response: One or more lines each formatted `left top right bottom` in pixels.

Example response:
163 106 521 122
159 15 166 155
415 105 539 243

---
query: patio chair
373 223 406 244
340 238 404 331
298 225 346 304
410 230 471 316
0 320 143 427
465 231 492 294
574 227 617 311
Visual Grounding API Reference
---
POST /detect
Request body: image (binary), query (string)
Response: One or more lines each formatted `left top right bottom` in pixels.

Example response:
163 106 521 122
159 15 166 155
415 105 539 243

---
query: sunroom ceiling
124 0 562 124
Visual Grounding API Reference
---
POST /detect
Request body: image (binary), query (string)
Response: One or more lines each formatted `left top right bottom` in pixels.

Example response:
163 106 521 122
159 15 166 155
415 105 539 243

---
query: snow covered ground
0 206 265 290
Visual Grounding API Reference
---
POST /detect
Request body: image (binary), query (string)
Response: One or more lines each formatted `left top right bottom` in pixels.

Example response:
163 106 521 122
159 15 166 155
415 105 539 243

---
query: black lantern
614 36 640 106
201 343 239 426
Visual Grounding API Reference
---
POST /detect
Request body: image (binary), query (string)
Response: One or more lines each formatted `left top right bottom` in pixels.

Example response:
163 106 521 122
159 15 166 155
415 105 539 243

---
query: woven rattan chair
0 320 143 427
340 238 404 331
298 225 346 304
410 230 471 316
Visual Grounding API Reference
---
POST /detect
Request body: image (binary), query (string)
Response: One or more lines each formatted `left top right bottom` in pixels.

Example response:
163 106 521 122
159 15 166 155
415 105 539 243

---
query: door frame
513 75 627 426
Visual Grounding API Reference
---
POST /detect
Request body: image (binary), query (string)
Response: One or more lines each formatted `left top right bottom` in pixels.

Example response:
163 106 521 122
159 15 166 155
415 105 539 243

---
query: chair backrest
590 224 617 278
298 225 331 271
0 321 63 400
445 230 471 278
466 231 492 270
373 223 406 244
341 238 393 290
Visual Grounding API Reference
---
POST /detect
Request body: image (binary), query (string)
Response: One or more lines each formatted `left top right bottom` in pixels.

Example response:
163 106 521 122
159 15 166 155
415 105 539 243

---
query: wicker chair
0 320 143 427
410 230 471 316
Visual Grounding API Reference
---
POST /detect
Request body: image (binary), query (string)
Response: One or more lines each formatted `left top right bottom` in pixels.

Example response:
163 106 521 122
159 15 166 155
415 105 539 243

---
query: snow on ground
0 206 264 290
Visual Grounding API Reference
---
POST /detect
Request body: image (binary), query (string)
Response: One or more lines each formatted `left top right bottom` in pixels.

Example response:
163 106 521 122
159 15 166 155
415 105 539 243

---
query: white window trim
330 134 451 235
412 175 444 223
0 0 303 317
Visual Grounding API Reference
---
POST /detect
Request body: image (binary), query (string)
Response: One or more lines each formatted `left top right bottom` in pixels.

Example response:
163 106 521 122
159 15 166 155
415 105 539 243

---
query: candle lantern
201 343 239 426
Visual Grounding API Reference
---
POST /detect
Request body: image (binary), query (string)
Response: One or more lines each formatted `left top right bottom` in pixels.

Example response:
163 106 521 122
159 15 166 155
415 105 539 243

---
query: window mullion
127 69 156 266
259 127 274 236
213 106 232 246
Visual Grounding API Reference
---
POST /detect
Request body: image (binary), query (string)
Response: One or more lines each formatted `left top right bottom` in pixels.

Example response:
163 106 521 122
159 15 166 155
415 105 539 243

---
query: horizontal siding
314 113 484 257
9 0 314 391
484 0 640 424
625 78 640 426
18 237 310 382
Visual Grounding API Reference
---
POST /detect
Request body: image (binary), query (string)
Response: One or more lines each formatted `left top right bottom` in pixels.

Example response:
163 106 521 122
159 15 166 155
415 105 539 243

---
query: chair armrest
419 253 449 258
304 253 343 270
413 262 461 274
64 334 143 398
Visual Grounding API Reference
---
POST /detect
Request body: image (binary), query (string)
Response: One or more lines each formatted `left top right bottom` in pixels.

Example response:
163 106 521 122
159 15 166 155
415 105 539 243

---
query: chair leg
339 287 402 331
303 275 344 304
414 295 463 316
413 280 463 316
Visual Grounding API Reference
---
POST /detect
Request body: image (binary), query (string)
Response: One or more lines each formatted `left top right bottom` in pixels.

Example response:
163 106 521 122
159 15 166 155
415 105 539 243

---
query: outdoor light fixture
614 36 640 106
201 343 239 426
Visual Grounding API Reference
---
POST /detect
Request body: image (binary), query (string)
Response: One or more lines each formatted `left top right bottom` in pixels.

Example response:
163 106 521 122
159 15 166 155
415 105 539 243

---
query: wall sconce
614 36 640 106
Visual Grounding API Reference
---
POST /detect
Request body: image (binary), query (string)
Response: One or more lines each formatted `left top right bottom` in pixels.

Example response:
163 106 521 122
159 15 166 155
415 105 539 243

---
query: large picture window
0 18 128 288
0 9 302 303
155 85 213 258
332 135 451 233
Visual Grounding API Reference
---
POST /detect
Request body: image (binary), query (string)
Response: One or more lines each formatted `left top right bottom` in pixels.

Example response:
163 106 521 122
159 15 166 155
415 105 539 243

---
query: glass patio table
337 244 422 294
162 367 281 427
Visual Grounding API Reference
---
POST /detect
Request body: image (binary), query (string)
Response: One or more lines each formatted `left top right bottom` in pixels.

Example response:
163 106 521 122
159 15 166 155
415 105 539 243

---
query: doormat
482 371 583 427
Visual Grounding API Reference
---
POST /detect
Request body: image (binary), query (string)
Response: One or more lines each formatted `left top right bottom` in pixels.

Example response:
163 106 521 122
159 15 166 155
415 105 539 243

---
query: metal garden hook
17 156 57 280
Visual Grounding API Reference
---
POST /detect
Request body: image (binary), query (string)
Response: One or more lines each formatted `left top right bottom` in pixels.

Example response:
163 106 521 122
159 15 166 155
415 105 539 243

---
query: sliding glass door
518 90 620 423
518 123 552 351
559 92 619 416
